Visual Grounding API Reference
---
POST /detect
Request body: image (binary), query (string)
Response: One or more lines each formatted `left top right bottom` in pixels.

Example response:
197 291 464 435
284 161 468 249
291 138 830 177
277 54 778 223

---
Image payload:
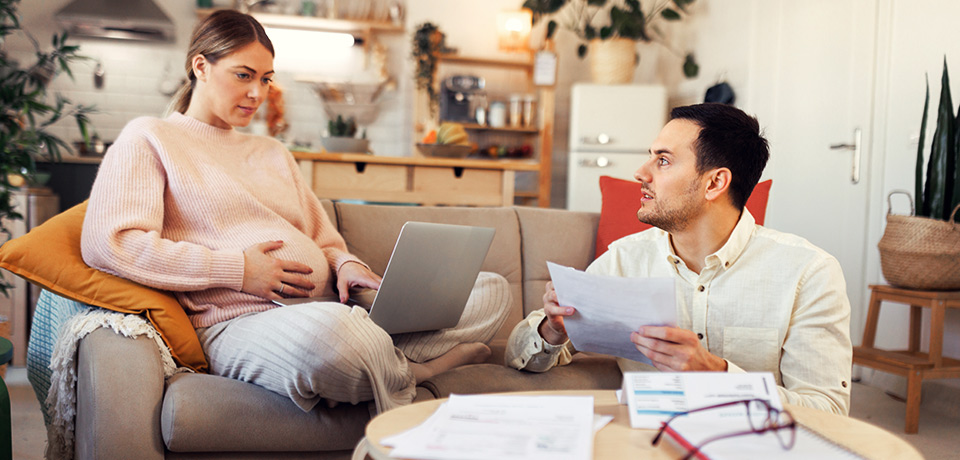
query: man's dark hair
669 103 770 210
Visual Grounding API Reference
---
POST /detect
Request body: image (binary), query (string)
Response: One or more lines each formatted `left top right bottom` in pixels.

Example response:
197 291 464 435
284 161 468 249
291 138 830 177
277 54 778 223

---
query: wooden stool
853 284 960 433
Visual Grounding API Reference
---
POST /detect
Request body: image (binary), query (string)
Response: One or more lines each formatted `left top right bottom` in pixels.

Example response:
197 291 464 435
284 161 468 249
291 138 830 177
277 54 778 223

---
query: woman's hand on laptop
241 240 316 300
539 281 574 345
336 261 382 303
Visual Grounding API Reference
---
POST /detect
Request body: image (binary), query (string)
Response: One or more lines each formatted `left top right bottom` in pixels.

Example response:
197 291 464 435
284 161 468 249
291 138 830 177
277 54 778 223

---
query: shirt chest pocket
722 327 780 374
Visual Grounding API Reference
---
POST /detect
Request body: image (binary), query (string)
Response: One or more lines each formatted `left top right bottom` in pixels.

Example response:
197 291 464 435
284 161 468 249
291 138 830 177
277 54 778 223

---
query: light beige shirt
505 210 852 415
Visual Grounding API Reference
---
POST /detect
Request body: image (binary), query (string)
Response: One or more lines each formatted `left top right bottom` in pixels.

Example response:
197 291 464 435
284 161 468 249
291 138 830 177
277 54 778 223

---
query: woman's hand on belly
241 240 316 300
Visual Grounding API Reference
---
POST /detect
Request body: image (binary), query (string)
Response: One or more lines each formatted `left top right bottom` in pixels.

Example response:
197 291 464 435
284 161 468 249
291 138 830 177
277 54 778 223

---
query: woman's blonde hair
167 10 274 115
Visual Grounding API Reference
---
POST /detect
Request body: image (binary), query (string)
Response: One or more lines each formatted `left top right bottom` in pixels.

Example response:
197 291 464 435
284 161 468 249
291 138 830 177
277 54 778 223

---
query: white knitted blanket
45 309 189 460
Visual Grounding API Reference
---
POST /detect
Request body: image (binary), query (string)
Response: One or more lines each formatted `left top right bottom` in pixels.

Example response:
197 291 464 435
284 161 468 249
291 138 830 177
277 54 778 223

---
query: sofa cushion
162 373 372 452
331 202 523 345
595 176 773 257
0 201 207 372
514 206 599 317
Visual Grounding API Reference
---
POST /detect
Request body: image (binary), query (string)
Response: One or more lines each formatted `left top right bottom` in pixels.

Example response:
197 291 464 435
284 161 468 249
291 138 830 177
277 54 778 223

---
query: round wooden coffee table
362 390 921 460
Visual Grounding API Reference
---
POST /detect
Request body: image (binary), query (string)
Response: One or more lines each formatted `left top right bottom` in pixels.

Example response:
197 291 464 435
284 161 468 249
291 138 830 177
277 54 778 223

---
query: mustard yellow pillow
0 201 207 372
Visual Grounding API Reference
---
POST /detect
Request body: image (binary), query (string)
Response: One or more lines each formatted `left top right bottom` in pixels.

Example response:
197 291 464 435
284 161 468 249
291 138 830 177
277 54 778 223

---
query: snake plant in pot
0 0 94 296
877 57 960 290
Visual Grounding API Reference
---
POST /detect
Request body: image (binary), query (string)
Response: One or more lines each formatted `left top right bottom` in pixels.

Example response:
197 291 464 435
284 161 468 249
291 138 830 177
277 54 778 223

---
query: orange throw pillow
595 177 772 258
0 201 207 372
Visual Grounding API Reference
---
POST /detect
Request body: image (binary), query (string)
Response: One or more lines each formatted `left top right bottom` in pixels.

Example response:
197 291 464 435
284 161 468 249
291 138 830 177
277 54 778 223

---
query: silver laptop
274 221 495 334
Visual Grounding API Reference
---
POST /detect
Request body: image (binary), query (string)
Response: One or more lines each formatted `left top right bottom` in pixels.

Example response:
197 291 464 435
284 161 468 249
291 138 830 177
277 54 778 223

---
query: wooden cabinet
0 187 59 365
295 152 538 207
417 54 556 207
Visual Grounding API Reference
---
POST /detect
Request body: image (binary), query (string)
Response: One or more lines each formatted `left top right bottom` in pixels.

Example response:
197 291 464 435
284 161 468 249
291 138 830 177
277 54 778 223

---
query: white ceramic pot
588 38 637 84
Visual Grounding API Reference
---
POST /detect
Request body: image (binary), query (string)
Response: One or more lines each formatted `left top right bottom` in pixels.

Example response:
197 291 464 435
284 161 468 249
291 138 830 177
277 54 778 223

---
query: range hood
55 0 175 42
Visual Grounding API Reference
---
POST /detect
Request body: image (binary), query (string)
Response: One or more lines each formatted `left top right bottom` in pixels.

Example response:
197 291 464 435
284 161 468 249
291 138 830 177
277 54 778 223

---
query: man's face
633 119 706 233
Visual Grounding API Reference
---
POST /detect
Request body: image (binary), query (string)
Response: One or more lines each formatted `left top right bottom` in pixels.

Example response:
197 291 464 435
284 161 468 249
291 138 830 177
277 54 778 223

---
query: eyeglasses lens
773 410 797 449
746 400 769 431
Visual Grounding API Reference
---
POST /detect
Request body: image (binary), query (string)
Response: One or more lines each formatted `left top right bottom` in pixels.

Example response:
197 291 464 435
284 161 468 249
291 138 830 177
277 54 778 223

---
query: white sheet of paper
546 262 676 364
622 372 781 429
384 394 595 460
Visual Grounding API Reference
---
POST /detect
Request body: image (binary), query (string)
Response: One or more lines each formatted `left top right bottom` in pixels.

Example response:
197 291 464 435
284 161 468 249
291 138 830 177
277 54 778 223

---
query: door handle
578 156 611 168
829 127 861 184
581 133 612 145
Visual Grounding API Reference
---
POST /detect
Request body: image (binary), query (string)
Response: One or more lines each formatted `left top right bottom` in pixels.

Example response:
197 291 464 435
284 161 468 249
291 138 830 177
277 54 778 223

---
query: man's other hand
631 326 728 372
539 281 574 345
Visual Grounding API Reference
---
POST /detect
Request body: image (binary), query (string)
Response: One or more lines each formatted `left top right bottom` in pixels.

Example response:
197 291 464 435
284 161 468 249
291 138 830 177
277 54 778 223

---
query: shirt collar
661 208 757 270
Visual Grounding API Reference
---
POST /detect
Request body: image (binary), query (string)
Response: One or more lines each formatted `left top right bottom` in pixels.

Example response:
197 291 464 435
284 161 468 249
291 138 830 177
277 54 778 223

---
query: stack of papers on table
382 394 605 460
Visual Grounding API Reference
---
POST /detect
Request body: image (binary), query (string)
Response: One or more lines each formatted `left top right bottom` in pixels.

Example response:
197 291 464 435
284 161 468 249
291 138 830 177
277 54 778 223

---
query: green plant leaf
683 53 699 78
577 43 588 58
587 0 607 5
546 20 558 39
915 75 929 213
923 58 956 220
662 8 682 20
599 26 612 40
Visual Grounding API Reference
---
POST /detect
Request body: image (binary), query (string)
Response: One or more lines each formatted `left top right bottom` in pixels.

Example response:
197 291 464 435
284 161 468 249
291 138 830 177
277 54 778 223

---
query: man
505 103 852 415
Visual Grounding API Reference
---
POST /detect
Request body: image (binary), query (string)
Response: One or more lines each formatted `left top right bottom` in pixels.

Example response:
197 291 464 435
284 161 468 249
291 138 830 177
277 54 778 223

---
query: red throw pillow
595 176 772 258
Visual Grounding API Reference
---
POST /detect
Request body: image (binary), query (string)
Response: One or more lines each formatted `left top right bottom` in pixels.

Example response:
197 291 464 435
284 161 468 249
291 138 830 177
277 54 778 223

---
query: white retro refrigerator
566 84 667 212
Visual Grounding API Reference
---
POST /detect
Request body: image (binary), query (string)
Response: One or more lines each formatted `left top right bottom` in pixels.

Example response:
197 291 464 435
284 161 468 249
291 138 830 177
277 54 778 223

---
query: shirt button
698 285 705 292
697 333 704 340
673 259 680 264
842 381 848 388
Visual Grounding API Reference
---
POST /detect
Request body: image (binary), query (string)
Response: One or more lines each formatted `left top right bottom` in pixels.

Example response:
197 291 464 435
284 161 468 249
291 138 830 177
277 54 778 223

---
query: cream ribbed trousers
196 272 511 413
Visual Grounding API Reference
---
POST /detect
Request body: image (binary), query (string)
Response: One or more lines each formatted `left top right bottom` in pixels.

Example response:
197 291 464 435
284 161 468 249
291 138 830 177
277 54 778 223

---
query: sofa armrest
76 327 166 460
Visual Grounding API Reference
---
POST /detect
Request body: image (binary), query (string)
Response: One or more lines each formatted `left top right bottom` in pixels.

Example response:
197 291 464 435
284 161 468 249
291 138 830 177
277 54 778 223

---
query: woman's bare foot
409 342 491 384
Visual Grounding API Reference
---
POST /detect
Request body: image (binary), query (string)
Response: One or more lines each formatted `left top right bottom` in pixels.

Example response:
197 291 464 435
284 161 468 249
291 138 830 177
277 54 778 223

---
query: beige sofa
71 200 622 459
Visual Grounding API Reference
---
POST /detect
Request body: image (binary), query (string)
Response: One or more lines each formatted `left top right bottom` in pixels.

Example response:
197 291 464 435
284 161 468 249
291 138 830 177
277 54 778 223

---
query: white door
747 0 878 343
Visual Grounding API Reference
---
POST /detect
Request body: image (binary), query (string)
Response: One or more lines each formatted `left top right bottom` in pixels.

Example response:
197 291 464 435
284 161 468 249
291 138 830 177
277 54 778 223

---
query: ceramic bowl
321 136 370 154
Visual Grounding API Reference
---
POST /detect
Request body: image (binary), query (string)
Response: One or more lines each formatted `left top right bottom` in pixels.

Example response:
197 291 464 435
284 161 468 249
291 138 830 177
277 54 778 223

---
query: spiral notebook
662 417 865 460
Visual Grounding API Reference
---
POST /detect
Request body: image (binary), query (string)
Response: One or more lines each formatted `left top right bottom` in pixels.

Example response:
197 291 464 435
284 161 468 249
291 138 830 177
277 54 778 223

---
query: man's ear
704 168 732 203
191 54 209 82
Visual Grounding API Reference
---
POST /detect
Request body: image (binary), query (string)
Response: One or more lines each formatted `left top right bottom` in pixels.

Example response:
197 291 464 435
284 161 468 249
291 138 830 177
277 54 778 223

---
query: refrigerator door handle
581 133 612 145
578 156 612 168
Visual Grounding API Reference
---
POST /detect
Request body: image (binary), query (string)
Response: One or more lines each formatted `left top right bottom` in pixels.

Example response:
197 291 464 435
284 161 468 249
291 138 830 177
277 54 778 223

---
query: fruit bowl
415 143 472 158
321 137 370 154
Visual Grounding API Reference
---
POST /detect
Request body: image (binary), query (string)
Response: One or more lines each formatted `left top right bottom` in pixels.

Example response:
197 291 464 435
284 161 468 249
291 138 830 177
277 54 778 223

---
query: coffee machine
439 75 486 123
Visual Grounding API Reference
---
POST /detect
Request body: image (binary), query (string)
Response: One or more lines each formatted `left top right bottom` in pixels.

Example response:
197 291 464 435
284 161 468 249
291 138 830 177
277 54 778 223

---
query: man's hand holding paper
546 262 677 366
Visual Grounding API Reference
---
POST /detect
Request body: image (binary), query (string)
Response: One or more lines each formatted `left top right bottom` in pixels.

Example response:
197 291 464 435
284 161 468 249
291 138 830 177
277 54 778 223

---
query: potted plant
1 0 93 296
321 115 369 153
877 57 960 290
523 0 699 83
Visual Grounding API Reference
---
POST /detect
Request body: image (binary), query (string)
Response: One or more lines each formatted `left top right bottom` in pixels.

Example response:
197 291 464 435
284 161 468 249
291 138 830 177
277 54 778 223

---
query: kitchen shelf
437 54 534 74
194 9 404 35
460 123 538 134
416 51 555 207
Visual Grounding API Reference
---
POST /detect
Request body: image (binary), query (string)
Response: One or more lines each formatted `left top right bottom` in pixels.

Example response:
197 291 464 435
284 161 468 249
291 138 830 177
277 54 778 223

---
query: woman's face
189 42 274 129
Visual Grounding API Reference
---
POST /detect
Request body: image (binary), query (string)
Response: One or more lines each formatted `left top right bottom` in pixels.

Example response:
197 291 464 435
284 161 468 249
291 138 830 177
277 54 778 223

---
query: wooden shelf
437 54 534 72
460 123 538 134
195 9 404 35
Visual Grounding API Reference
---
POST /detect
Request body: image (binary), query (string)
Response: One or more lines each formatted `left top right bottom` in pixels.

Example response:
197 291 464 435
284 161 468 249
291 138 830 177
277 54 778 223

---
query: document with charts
622 372 781 429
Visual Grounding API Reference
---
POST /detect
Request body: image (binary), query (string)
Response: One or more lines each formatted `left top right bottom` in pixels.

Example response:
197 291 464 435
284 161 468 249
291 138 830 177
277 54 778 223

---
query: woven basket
878 190 960 290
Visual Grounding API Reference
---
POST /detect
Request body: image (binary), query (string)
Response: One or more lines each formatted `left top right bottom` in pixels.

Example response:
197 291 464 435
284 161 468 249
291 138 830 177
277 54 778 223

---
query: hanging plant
411 22 453 116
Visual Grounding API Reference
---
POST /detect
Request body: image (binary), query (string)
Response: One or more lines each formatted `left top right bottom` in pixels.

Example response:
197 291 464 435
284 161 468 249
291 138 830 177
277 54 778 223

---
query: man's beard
636 179 704 233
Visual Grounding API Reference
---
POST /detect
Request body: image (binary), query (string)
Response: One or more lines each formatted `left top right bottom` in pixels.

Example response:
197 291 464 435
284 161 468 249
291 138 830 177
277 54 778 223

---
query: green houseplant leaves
916 57 960 222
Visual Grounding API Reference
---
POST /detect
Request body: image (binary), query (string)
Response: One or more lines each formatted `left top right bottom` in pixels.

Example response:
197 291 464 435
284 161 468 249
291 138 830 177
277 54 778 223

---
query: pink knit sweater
81 112 362 328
